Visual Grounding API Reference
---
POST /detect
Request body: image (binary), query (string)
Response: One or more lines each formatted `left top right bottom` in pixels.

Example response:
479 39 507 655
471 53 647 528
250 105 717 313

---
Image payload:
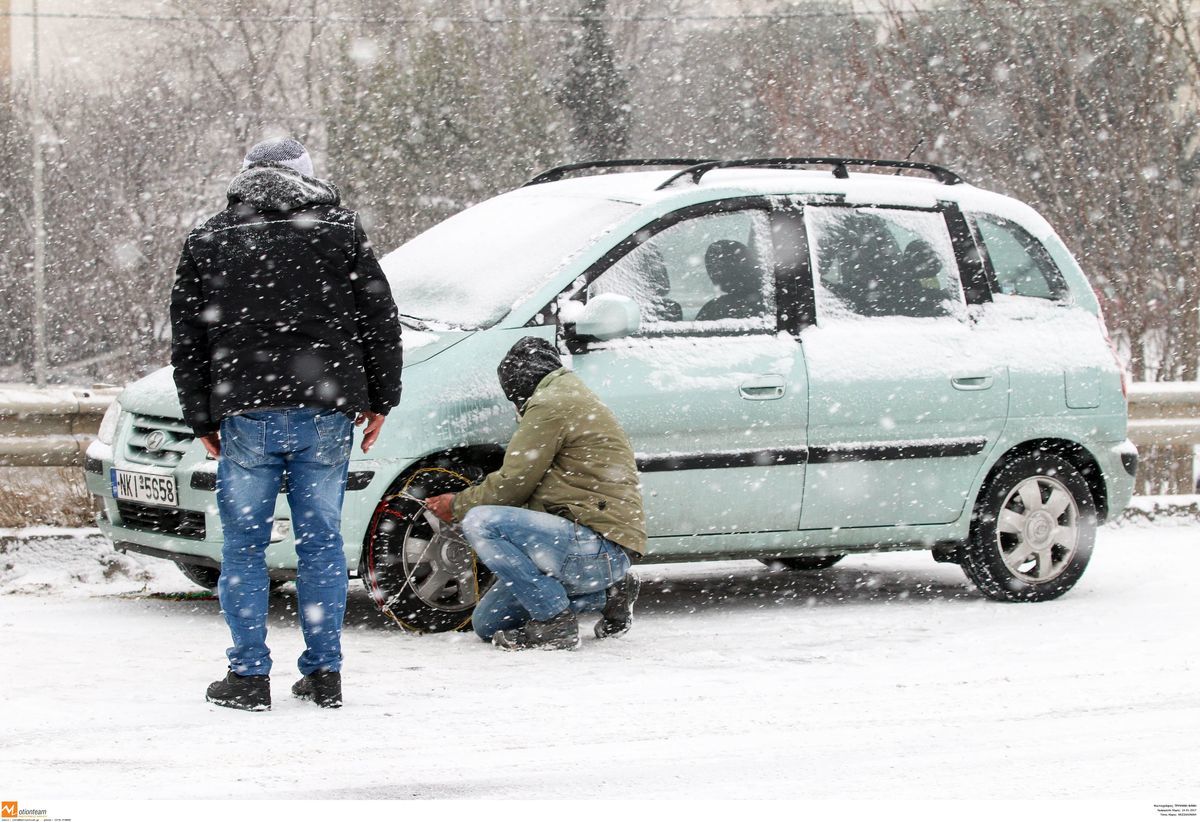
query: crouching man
425 337 645 650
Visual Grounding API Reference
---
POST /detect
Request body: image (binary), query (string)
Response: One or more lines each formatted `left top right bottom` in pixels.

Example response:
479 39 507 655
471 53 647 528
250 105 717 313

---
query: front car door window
584 209 777 333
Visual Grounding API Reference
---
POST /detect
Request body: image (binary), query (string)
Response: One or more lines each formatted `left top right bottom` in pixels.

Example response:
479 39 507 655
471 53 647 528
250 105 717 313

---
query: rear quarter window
972 214 1070 301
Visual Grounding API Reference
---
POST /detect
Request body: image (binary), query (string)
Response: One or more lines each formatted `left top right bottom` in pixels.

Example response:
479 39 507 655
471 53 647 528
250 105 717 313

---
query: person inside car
695 239 765 321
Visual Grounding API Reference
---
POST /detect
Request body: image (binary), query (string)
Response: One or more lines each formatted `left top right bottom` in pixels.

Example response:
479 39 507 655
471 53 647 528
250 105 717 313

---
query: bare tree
324 0 570 247
558 0 631 158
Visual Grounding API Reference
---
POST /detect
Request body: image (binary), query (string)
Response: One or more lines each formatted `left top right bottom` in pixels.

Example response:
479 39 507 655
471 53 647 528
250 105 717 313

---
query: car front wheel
359 466 491 633
962 451 1096 602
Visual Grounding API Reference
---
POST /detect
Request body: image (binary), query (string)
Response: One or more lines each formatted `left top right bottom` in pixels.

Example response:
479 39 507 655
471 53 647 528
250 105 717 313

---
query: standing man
170 137 403 710
426 337 645 650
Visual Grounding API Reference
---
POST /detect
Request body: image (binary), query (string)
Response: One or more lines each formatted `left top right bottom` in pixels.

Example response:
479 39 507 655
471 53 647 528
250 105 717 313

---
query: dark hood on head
497 336 563 412
226 163 340 212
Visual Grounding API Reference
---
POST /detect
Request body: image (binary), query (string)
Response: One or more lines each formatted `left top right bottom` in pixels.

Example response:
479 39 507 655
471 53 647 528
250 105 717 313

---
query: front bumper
84 440 400 574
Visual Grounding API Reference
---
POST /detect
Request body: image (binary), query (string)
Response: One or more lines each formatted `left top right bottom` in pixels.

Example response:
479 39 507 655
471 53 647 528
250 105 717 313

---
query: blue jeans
216 408 353 676
461 505 631 640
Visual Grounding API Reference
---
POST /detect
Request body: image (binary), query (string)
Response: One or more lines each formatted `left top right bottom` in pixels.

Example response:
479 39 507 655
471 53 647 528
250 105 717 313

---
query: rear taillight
1093 287 1128 398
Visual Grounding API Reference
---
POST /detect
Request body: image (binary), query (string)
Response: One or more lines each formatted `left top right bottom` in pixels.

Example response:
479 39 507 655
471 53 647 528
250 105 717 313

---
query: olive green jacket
452 368 647 556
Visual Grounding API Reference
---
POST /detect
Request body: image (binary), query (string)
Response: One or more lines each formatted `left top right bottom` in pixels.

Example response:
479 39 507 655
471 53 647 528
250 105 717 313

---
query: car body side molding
636 438 986 473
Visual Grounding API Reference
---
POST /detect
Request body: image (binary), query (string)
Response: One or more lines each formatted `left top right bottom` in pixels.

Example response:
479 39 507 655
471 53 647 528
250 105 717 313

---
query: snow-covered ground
1 521 1197 801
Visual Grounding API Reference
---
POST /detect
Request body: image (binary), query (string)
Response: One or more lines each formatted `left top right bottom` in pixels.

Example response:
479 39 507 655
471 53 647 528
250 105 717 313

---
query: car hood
118 327 474 418
119 366 183 418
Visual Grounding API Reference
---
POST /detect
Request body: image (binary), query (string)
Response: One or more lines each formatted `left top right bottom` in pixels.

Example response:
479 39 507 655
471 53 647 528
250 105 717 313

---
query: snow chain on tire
363 466 479 633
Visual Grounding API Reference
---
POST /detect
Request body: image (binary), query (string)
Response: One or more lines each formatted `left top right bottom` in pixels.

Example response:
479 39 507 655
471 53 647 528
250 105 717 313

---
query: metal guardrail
1125 383 1200 448
0 382 1197 467
0 385 121 467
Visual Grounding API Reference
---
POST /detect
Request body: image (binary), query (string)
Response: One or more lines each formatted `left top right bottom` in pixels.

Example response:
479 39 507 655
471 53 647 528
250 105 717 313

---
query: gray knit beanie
242 137 314 178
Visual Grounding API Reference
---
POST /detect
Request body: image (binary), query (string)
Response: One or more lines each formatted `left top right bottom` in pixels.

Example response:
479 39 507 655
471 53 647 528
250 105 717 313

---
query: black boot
206 671 271 711
493 609 580 651
292 670 343 708
595 572 640 639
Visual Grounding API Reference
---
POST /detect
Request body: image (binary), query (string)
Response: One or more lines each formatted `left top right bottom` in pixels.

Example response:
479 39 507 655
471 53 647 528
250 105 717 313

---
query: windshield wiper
397 313 431 331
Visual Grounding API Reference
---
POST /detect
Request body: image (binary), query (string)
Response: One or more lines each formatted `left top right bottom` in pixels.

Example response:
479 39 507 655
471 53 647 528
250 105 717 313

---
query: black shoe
291 670 343 708
206 671 271 711
595 572 640 639
493 610 580 651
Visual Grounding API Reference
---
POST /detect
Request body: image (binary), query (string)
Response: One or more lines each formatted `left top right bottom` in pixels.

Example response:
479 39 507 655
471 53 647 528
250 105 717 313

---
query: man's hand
355 411 386 453
199 432 220 458
425 493 455 523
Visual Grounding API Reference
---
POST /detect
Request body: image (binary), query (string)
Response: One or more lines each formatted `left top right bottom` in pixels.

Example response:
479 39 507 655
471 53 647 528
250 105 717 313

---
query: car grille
116 501 206 540
124 414 194 468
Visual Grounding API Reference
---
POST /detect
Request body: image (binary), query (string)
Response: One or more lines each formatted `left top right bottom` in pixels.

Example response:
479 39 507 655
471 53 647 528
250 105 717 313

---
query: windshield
380 193 637 329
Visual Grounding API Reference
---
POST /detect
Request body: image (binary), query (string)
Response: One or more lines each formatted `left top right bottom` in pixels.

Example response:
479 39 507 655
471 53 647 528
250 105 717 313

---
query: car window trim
942 202 994 305
769 208 814 336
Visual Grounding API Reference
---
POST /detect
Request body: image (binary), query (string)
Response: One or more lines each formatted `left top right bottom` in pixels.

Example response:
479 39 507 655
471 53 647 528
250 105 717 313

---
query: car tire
760 555 845 571
175 561 220 590
359 466 492 633
962 451 1096 602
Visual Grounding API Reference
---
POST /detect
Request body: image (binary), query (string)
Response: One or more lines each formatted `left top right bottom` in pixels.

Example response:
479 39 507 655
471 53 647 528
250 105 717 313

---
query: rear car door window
806 206 965 319
585 209 776 333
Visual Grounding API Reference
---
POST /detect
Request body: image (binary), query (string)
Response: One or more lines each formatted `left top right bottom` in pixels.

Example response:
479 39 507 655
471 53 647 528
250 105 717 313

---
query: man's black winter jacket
170 164 403 436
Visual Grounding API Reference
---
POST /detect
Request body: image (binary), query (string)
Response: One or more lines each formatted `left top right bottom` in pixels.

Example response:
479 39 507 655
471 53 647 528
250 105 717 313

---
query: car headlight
97 401 122 445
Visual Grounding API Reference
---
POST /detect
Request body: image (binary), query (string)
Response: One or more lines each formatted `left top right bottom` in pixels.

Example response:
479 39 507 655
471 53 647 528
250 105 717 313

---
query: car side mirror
570 294 641 342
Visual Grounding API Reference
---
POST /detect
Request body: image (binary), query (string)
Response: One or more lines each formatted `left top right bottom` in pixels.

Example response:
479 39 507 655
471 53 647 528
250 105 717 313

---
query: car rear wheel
760 555 845 571
962 451 1096 602
359 466 491 633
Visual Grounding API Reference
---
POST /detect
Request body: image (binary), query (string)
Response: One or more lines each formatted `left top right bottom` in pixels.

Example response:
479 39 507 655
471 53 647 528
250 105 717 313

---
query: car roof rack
524 158 718 187
654 157 967 190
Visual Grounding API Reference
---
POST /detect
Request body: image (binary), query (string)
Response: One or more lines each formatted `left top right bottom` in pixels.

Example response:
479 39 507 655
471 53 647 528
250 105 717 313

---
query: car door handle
739 377 785 400
951 376 994 391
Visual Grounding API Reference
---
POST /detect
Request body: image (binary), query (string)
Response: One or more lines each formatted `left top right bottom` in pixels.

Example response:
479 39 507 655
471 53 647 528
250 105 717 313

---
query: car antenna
895 137 925 172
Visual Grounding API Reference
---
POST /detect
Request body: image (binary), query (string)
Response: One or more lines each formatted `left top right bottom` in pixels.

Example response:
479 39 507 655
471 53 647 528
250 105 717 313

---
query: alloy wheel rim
995 474 1080 584
397 508 479 612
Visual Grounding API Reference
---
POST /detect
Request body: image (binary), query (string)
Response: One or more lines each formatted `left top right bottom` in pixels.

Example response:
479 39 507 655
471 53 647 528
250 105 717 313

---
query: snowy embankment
1 511 1198 800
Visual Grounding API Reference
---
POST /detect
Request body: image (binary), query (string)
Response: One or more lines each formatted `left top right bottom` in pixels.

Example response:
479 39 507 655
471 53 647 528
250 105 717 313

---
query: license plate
111 468 179 507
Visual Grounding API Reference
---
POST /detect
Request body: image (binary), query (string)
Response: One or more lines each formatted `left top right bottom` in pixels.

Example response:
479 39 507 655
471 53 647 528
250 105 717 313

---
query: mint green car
85 158 1136 632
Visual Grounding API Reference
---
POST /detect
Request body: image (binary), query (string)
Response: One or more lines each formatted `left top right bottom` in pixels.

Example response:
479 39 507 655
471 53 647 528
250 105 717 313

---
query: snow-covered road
1 522 1197 800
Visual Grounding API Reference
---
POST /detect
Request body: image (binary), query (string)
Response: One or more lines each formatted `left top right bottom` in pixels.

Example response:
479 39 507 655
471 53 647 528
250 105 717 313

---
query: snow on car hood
118 366 183 419
381 192 636 330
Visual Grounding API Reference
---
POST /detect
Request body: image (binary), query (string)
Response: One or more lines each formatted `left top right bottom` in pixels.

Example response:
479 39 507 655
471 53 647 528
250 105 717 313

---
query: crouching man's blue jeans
461 505 631 640
215 408 353 676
